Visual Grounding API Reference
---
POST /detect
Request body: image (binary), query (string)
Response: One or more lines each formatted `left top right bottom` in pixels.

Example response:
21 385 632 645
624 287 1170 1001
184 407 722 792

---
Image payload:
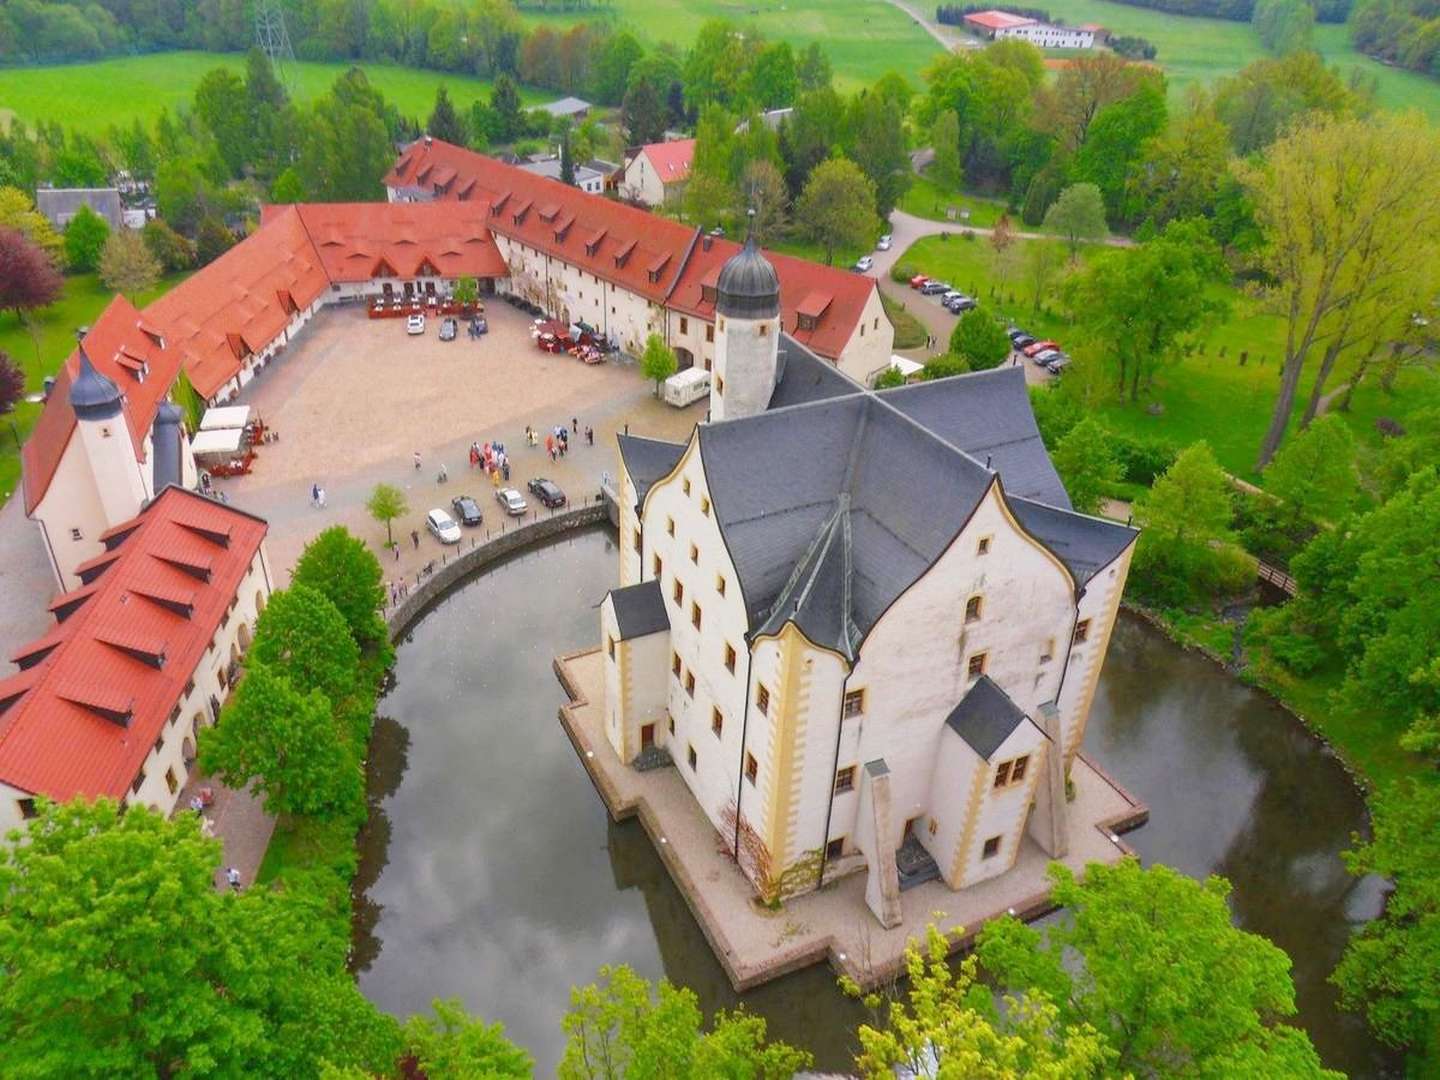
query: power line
254 0 296 85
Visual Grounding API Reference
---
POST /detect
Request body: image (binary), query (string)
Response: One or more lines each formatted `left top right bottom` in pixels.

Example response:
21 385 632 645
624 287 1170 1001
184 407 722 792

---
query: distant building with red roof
0 485 271 834
963 9 1096 47
383 139 893 383
619 138 697 208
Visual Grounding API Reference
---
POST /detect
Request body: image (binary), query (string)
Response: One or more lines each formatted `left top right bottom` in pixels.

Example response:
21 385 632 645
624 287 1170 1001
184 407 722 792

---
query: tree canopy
948 309 1011 371
290 526 390 651
1053 417 1122 515
62 204 109 273
795 156 879 266
640 333 678 394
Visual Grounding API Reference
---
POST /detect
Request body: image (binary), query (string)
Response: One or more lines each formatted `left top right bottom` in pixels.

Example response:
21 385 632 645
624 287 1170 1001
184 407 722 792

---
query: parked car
473 317 488 335
527 477 567 508
853 255 874 273
909 274 930 289
1022 339 1059 358
495 487 528 516
920 280 950 295
1007 327 1029 343
450 494 483 526
1010 332 1036 350
406 314 425 335
1045 355 1071 375
1032 348 1062 365
944 294 977 313
426 508 461 544
439 317 457 342
876 234 893 251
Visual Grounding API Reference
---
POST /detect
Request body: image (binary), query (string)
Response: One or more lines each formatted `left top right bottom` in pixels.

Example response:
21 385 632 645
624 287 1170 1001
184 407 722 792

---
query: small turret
711 211 781 422
69 345 123 421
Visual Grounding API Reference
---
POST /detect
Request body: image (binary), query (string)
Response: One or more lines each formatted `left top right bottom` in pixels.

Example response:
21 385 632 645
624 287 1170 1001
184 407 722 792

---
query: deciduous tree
949 309 1011 371
640 333 678 396
402 998 532 1077
426 84 466 144
291 525 390 651
1036 51 1144 153
195 216 234 266
248 584 360 706
141 217 193 272
979 860 1340 1078
1132 441 1238 603
1043 183 1106 260
742 160 788 242
1053 417 1121 515
62 204 109 273
795 157 878 266
367 482 408 548
1253 0 1314 54
0 227 63 319
1023 238 1063 316
930 108 962 193
0 352 23 417
0 186 63 264
98 229 160 296
1262 413 1358 525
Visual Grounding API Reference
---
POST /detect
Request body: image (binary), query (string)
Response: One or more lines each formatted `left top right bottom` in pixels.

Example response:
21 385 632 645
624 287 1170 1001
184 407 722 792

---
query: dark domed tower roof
69 347 123 421
717 227 780 321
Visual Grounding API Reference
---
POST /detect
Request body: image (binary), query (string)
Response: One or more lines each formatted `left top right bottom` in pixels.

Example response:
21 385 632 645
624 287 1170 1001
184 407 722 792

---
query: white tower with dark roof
70 345 148 530
710 213 781 422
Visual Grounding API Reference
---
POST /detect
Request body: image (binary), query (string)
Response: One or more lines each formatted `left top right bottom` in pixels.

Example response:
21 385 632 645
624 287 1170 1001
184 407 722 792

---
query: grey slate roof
151 403 185 491
609 580 670 640
517 158 605 186
945 676 1031 760
541 96 591 116
35 188 123 231
769 339 861 410
1009 496 1137 587
616 433 685 510
876 366 1070 508
69 349 123 420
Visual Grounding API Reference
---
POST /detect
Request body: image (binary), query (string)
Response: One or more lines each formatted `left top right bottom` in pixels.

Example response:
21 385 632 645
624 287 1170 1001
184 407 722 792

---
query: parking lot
900 276 1058 386
212 298 699 584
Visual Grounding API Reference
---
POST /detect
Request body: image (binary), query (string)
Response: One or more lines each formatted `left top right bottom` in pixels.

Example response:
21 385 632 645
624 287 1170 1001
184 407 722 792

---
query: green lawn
898 172 1011 227
520 0 943 92
880 291 927 349
1038 0 1440 118
897 233 1440 480
0 52 541 136
0 272 184 508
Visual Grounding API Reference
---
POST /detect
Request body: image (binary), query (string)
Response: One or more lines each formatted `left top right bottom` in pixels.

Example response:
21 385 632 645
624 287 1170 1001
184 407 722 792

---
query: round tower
71 344 149 528
710 214 780 422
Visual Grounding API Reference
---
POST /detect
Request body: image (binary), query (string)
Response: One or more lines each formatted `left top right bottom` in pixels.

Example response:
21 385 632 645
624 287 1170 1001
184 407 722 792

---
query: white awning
190 428 245 457
889 356 924 377
199 405 251 431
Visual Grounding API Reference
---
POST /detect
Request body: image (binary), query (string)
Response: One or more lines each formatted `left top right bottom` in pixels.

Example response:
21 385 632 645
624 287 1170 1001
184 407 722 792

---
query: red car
1022 339 1059 358
909 274 930 289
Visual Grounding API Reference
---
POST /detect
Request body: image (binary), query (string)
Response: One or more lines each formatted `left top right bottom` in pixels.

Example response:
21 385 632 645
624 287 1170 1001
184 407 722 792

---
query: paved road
879 0 973 51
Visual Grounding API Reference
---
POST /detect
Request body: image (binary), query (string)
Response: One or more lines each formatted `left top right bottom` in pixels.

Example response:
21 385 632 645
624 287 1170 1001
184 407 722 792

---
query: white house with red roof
619 138 696 208
962 9 1095 47
0 486 271 834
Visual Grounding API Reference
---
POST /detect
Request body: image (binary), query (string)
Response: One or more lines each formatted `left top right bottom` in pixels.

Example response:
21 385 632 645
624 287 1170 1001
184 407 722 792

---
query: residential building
35 187 125 231
963 9 1096 47
518 155 607 194
599 238 1136 925
384 139 892 382
0 486 272 835
619 138 696 208
541 96 592 121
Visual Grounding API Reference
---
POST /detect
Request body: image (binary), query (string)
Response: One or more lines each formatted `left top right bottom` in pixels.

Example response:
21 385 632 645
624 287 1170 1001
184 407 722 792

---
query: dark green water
355 527 1397 1077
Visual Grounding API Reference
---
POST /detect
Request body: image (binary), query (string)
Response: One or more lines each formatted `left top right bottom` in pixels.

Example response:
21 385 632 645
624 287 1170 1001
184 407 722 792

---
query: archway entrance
676 347 694 371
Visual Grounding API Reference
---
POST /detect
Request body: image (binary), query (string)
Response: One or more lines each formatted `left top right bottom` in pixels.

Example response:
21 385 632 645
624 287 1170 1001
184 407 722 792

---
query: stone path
878 0 973 51
177 770 277 892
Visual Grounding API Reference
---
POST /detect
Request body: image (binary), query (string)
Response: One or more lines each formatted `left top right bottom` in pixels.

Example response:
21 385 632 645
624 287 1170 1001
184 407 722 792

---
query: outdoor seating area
531 318 614 364
368 293 485 320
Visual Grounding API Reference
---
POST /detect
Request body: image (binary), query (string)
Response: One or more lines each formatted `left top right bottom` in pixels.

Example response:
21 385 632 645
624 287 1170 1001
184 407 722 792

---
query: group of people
310 482 327 508
469 440 511 485
536 418 594 462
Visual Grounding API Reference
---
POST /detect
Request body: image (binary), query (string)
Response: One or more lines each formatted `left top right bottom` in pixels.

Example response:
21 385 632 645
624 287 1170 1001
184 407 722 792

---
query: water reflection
356 529 1395 1078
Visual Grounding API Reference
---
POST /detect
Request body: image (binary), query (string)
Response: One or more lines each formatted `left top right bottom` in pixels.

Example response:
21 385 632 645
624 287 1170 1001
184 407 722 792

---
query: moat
354 527 1397 1077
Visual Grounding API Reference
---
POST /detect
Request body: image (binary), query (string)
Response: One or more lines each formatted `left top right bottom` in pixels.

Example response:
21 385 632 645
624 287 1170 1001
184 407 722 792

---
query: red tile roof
640 138 696 185
0 487 268 803
964 9 1036 28
383 140 878 361
20 295 182 515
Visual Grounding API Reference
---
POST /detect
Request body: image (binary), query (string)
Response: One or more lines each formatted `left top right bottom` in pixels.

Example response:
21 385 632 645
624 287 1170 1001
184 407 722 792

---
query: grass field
0 52 540 136
1038 0 1440 118
0 272 184 508
520 0 943 92
897 233 1440 480
898 172 1011 227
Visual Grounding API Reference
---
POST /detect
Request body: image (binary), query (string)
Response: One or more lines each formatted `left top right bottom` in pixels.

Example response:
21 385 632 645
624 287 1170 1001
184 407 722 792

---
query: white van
662 367 711 407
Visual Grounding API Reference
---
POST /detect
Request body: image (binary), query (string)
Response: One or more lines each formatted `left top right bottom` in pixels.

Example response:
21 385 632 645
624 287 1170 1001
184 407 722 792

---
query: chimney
701 235 713 252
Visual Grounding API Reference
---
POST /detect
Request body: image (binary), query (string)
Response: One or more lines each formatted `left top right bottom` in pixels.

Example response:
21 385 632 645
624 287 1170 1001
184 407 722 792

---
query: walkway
879 0 973 51
177 771 276 892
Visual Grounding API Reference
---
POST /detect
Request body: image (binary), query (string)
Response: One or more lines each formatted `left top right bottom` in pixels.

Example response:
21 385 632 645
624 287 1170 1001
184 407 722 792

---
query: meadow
0 52 539 136
0 272 184 508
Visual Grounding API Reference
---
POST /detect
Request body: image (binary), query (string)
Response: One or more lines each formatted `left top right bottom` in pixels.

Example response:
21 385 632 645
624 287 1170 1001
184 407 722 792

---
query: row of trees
1350 0 1440 76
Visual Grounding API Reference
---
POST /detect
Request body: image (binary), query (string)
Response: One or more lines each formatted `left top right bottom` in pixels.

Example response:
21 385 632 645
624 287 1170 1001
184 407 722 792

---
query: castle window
724 643 736 673
685 671 695 697
682 477 691 496
164 768 178 794
701 496 711 517
672 652 682 678
928 818 939 837
653 554 662 577
967 652 988 679
18 798 37 820
834 766 856 794
673 579 684 606
691 602 702 630
716 376 725 394
715 573 725 595
745 752 758 784
758 324 769 337
995 756 1030 789
1074 619 1092 644
680 317 689 334
634 529 642 553
1041 638 1055 663
669 714 675 734
965 596 983 624
607 637 616 659
711 707 723 737
982 835 1002 859
1011 755 1029 783
706 325 714 343
994 760 1012 787
756 683 770 715
70 528 82 541
842 689 865 718
689 543 698 563
153 734 164 755
826 837 844 860
977 536 991 556
666 516 675 537
688 744 697 770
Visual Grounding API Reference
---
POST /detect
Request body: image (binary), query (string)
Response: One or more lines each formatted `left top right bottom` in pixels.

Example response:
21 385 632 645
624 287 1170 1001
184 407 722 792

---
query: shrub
1029 384 1083 447
1110 433 1178 485
1111 35 1158 59
1245 605 1327 675
890 262 917 284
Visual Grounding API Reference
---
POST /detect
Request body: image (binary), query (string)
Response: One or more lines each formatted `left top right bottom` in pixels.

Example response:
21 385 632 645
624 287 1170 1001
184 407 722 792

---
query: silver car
876 234 892 250
426 508 462 544
495 487 529 516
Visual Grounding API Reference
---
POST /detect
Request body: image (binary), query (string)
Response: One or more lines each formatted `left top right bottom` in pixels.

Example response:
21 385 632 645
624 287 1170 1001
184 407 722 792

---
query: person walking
226 867 242 891
572 417 578 434
311 482 320 506
413 451 422 471
437 464 448 484
585 426 594 446
411 529 420 550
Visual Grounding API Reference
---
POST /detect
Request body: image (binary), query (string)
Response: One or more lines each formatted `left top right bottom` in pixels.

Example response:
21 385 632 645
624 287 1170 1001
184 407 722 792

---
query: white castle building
598 236 1137 925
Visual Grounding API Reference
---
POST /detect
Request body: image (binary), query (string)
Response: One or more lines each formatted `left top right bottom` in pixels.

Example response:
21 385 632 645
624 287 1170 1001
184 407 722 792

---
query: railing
1256 560 1298 596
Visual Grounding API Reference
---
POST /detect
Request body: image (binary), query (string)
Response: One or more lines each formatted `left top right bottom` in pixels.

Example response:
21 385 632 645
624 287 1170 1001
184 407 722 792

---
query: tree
684 20 758 110
640 333 678 396
142 218 193 272
622 77 666 147
1023 238 1063 316
1036 51 1144 153
560 965 810 1078
402 998 532 1078
1253 0 1314 53
749 41 798 109
1332 778 1440 1050
427 85 466 144
0 353 22 418
0 228 63 319
1069 77 1168 225
453 275 479 308
1132 441 1236 603
845 926 1114 1078
795 157 879 266
491 74 524 142
200 664 362 820
930 108 962 193
1062 219 1228 400
949 310 1011 371
290 525 389 650
979 860 1340 1078
1052 417 1121 515
1214 52 1362 156
62 204 109 273
0 186 63 264
683 173 738 228
1043 183 1106 260
742 160 789 242
367 482 408 549
195 216 234 266
249 584 360 706
844 89 911 217
592 31 644 105
172 368 205 433
193 67 251 177
560 125 575 185
1263 413 1358 525
98 229 160 296
270 167 306 204
1237 114 1440 468
796 42 832 92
